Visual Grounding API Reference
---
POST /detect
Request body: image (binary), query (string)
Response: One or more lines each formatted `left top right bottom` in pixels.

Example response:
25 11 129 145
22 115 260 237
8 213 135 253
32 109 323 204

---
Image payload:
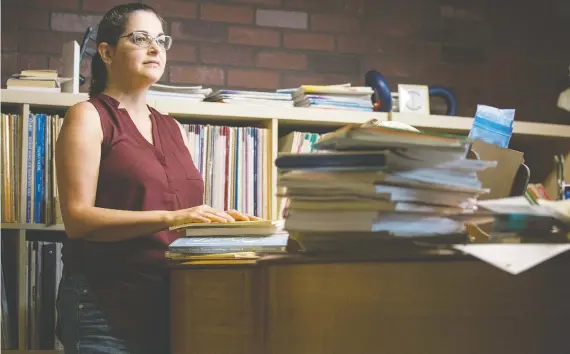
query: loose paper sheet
453 244 570 274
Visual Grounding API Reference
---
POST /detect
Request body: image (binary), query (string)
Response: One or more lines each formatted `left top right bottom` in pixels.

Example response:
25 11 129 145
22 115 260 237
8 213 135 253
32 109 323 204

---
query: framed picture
398 84 430 114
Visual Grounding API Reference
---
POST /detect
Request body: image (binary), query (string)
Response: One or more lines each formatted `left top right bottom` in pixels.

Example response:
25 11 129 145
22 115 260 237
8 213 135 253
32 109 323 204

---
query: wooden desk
170 251 570 354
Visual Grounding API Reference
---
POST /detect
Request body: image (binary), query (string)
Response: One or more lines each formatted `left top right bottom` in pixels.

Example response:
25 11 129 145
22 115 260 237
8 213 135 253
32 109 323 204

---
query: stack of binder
275 121 498 253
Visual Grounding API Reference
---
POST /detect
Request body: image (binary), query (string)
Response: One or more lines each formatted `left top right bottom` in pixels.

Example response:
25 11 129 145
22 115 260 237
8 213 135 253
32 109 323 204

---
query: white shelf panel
1 89 88 107
154 98 387 125
392 112 570 140
3 89 570 139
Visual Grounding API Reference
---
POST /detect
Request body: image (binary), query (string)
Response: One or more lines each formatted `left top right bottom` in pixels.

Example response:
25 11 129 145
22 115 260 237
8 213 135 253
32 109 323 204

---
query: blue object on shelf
364 70 392 112
468 105 515 148
428 85 457 116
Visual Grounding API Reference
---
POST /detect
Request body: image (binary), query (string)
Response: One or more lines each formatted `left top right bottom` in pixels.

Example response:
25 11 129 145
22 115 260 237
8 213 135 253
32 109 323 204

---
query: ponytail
89 3 165 98
89 52 108 98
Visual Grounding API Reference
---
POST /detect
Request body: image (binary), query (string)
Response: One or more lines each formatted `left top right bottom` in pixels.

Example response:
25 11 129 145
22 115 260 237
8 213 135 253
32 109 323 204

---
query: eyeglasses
119 31 172 51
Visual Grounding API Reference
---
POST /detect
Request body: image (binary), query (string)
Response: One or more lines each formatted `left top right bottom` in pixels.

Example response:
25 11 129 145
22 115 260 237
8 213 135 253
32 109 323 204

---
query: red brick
171 21 227 43
361 57 413 78
155 1 197 19
363 17 413 38
283 0 366 14
440 5 483 22
228 27 279 47
17 54 49 71
167 42 197 62
281 0 326 11
82 0 128 13
283 32 334 51
49 55 91 78
337 35 370 54
310 54 359 75
227 69 280 90
256 51 307 70
310 14 359 33
200 3 254 24
2 6 21 30
20 31 78 55
200 44 254 66
2 32 18 52
281 73 356 88
25 0 79 11
1 53 18 75
415 62 462 87
170 65 225 85
21 9 51 30
51 13 102 33
372 38 433 60
230 0 281 5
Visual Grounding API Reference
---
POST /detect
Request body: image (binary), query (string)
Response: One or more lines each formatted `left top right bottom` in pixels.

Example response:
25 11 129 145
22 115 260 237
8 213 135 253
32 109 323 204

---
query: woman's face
107 10 168 86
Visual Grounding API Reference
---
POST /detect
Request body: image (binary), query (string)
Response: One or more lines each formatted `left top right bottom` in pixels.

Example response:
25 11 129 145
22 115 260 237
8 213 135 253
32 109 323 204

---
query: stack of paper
276 121 498 252
148 83 212 101
278 84 374 111
204 89 293 107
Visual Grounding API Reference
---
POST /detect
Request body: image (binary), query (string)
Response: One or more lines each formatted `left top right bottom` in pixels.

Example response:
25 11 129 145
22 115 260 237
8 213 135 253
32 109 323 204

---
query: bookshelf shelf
3 89 570 139
0 90 88 108
1 223 65 231
392 112 570 140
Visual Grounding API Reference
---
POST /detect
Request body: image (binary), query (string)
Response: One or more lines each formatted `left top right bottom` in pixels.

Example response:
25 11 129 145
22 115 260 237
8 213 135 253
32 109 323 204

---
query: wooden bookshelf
3 350 63 354
2 89 570 353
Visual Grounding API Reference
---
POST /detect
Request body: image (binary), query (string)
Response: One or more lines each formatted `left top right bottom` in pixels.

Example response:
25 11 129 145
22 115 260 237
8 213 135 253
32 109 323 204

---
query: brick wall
2 0 569 123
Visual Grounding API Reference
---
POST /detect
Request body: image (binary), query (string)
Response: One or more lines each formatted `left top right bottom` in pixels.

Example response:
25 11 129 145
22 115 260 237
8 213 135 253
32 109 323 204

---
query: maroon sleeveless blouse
61 93 204 353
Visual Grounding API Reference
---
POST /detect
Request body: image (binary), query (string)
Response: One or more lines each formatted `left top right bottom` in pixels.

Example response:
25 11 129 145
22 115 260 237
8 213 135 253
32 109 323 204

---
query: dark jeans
56 271 131 354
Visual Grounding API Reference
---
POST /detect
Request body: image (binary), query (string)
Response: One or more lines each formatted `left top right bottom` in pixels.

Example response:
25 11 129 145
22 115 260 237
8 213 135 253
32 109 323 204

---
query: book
314 124 469 151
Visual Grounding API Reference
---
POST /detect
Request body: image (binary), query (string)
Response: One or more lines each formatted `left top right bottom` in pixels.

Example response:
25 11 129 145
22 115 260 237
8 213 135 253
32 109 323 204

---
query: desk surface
170 248 570 354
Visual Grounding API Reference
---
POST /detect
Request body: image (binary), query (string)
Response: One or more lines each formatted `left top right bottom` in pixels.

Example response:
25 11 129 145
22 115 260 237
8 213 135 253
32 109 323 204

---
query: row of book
149 83 375 112
0 112 63 225
26 240 64 350
180 123 269 219
1 239 63 350
0 112 272 224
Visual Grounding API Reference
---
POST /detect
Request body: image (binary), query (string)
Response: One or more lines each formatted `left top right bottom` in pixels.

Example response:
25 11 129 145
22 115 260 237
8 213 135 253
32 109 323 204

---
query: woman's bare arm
56 103 231 242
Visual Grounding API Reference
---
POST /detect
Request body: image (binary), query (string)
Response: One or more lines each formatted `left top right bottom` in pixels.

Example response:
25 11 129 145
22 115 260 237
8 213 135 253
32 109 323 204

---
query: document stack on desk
275 121 497 253
166 220 289 260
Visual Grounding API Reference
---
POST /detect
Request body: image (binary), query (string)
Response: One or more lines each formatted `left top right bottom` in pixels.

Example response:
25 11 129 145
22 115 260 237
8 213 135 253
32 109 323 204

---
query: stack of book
275 121 498 253
166 220 289 260
6 70 69 93
278 84 374 111
148 83 212 101
204 89 293 107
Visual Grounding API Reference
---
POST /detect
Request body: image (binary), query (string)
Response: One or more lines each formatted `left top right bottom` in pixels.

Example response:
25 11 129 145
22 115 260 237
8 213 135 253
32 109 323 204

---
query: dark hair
90 3 164 98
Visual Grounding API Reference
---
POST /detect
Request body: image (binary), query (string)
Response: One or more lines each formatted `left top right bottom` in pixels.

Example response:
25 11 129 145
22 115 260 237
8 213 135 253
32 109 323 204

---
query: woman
54 3 260 354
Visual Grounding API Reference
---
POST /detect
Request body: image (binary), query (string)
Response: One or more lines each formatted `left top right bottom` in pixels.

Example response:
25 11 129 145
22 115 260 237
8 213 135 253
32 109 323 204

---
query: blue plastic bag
468 105 515 148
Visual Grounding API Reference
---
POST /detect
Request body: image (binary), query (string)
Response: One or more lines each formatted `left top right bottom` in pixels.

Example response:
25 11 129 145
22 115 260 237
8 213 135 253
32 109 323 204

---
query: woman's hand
167 204 236 226
225 209 263 222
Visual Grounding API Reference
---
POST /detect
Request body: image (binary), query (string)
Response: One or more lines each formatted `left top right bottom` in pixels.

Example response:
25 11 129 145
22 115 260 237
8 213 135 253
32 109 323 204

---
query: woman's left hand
225 209 263 222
